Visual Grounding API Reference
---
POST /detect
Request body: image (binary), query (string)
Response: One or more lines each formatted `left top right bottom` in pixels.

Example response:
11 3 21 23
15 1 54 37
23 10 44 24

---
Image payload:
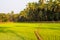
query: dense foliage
0 0 60 22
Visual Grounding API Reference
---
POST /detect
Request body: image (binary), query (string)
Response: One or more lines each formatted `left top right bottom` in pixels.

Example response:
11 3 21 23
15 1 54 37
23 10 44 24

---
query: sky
0 0 38 13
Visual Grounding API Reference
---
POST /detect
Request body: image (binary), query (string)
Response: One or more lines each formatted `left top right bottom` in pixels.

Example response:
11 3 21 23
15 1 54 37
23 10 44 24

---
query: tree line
0 0 60 22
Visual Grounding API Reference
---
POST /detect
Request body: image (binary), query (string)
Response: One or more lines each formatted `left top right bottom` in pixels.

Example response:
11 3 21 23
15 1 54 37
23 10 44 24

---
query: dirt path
34 30 42 40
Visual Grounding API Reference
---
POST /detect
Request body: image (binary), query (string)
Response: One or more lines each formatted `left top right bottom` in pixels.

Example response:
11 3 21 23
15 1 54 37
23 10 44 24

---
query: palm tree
39 0 44 4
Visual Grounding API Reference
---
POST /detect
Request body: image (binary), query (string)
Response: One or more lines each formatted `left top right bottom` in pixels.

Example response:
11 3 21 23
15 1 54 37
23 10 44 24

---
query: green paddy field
0 22 60 40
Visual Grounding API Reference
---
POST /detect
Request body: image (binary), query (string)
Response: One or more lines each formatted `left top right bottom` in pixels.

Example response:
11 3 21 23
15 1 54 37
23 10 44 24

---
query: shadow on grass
0 27 25 40
34 27 60 30
0 27 9 33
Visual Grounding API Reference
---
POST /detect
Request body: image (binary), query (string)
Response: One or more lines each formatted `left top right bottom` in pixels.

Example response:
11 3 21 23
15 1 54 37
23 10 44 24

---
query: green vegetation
0 0 60 22
0 23 60 40
0 0 60 40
